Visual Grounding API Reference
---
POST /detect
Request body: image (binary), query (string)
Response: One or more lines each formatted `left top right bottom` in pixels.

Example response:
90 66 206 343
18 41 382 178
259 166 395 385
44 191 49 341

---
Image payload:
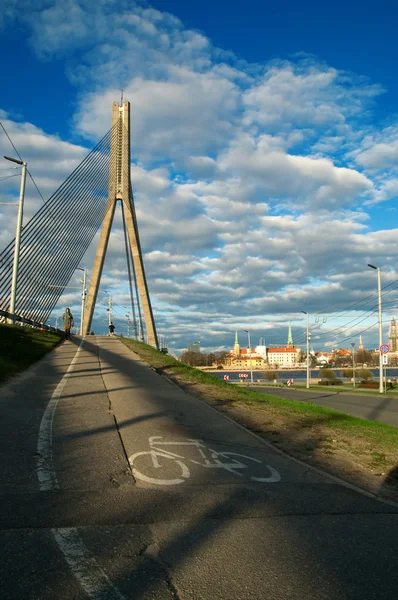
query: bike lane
95 337 398 600
1 336 397 600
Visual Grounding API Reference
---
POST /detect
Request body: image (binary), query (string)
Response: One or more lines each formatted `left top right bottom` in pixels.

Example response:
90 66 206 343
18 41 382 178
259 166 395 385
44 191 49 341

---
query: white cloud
356 140 398 170
1 0 398 350
242 62 383 132
217 134 373 210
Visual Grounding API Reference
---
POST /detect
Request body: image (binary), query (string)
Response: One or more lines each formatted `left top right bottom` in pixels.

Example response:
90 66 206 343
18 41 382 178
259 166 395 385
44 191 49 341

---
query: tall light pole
107 295 112 327
4 156 27 323
76 268 87 336
301 311 310 389
244 330 254 384
368 264 383 394
49 267 87 335
126 313 131 337
351 342 355 388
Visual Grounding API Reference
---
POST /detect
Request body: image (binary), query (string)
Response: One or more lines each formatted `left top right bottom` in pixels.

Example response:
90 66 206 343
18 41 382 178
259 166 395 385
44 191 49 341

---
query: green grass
121 338 398 451
0 323 63 385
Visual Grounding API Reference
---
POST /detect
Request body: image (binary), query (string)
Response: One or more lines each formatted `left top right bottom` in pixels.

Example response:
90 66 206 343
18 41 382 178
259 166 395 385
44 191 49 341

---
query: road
0 336 397 599
248 386 398 427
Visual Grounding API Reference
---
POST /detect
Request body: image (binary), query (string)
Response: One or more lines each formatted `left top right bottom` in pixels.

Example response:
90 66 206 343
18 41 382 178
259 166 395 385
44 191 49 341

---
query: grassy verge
0 323 63 385
121 338 398 501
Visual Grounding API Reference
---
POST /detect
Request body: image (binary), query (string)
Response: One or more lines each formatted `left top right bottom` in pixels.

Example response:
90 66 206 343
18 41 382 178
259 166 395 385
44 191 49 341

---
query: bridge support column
83 101 158 348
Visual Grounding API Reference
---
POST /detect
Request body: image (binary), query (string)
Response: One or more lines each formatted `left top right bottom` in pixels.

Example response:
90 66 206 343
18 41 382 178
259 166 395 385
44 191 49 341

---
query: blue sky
1 0 398 353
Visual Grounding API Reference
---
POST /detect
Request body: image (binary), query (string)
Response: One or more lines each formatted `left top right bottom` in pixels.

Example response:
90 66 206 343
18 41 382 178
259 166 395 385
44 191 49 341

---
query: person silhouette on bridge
108 322 115 336
62 308 74 340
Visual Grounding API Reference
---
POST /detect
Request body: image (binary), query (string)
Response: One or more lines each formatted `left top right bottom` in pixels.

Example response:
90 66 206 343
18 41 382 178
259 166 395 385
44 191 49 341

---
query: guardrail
0 308 62 333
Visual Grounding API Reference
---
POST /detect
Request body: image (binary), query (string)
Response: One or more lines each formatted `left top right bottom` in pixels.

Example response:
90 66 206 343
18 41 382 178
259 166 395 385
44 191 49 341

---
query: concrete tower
287 322 293 348
234 331 240 356
390 316 397 352
83 101 158 347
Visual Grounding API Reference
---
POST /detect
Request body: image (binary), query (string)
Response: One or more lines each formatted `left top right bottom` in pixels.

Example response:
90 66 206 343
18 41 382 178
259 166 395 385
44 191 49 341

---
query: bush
318 379 343 386
357 368 373 380
319 368 336 381
342 369 353 378
263 371 279 381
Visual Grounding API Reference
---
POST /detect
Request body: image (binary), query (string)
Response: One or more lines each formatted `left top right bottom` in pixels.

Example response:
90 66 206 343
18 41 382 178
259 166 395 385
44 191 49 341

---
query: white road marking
130 450 191 485
129 438 282 486
52 528 125 600
36 338 127 600
37 338 85 491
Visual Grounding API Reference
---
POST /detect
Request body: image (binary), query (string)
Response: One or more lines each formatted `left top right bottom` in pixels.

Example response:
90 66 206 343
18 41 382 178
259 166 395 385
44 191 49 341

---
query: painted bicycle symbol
129 436 281 486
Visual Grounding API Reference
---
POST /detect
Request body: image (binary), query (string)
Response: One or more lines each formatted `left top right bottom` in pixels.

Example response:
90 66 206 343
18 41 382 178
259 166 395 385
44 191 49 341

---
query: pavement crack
142 542 181 599
97 343 136 484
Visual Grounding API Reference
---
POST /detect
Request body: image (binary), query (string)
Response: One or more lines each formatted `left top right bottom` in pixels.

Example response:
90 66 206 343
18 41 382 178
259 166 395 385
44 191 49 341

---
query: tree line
180 350 229 367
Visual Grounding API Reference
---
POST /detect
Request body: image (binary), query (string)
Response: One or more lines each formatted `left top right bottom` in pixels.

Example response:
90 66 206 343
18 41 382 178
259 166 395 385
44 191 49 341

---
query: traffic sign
380 344 390 354
382 354 388 365
223 375 229 381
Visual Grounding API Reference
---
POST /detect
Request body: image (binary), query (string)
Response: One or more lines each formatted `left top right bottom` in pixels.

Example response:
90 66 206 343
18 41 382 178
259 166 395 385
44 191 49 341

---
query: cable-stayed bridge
0 101 158 347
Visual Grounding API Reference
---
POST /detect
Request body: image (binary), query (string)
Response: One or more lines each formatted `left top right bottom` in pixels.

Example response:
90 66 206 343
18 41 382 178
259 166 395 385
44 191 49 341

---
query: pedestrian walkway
0 336 397 599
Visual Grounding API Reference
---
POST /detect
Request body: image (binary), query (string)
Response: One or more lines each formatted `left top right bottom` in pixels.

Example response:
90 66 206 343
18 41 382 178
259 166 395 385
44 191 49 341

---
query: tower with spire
287 322 294 348
358 335 364 352
390 316 397 352
234 331 240 356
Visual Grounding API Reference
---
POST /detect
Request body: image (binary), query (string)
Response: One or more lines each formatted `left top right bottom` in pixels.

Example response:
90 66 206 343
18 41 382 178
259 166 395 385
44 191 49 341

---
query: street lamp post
244 330 254 384
4 156 27 323
49 267 87 335
351 343 355 388
301 311 310 389
126 313 131 337
76 268 87 336
368 264 383 394
107 296 112 327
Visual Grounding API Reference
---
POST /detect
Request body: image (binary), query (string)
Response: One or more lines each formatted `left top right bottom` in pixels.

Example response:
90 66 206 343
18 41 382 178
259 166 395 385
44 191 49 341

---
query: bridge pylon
82 101 158 347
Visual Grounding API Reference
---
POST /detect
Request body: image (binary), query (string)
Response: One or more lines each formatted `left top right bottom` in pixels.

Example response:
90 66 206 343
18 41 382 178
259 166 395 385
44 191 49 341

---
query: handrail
0 308 61 333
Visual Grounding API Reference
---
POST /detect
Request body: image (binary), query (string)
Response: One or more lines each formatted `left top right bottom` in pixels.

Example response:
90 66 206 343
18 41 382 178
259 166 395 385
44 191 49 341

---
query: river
206 368 398 382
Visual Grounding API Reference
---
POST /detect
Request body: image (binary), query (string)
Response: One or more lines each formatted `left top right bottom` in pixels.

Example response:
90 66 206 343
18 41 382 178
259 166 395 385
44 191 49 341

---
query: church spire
358 335 364 352
287 322 293 348
234 331 240 356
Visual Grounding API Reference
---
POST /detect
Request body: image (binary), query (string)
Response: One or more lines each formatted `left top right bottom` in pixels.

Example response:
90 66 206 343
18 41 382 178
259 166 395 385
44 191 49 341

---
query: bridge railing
0 309 61 333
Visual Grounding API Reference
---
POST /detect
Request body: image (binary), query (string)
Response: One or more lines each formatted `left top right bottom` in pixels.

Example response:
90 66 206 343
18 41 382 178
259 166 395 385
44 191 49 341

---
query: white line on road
36 338 128 600
52 528 125 600
37 338 85 491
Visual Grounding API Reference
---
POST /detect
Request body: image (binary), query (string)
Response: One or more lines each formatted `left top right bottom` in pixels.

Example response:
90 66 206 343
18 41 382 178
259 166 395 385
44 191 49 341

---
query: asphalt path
248 386 398 427
0 336 397 599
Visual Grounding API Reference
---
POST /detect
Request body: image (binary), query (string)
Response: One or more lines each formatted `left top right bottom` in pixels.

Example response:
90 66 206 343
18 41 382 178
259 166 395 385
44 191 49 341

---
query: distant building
225 327 300 368
358 335 364 352
267 346 301 367
315 352 330 365
188 341 200 353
